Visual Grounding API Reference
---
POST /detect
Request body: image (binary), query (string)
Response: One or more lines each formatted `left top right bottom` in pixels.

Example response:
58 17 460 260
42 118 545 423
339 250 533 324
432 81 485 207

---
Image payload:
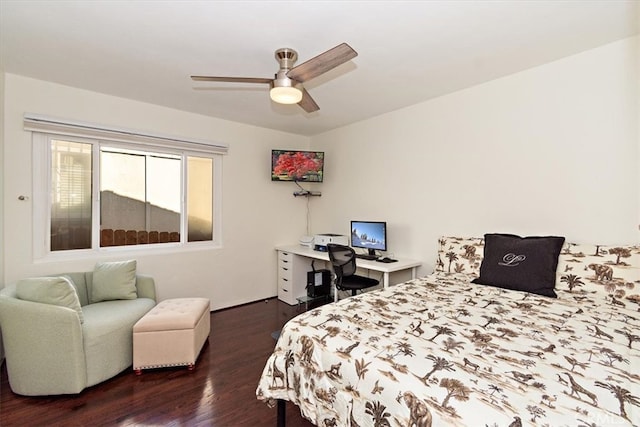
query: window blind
24 113 228 155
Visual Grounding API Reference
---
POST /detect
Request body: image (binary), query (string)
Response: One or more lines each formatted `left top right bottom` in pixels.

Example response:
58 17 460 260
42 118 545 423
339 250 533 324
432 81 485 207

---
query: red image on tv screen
271 150 324 182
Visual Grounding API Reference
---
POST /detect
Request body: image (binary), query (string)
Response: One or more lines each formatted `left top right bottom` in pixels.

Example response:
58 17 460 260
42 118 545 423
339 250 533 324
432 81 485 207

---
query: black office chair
327 244 379 298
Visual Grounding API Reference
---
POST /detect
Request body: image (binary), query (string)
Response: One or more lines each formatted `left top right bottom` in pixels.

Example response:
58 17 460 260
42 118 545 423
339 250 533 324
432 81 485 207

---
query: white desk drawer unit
277 250 310 305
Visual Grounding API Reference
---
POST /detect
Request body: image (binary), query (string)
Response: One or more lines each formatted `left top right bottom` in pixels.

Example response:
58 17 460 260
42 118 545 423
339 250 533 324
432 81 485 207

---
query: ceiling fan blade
191 76 273 84
287 43 357 83
298 87 319 113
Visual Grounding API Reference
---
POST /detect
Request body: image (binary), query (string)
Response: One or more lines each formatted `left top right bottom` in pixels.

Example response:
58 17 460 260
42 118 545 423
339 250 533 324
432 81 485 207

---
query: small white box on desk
313 233 348 251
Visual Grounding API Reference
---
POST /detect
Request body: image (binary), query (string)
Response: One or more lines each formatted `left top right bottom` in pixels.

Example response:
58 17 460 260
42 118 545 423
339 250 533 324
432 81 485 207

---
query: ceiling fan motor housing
275 48 298 70
270 48 302 103
272 48 301 91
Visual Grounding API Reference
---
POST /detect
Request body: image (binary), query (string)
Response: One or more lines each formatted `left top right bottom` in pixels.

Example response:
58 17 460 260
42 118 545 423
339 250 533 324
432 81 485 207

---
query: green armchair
0 271 156 396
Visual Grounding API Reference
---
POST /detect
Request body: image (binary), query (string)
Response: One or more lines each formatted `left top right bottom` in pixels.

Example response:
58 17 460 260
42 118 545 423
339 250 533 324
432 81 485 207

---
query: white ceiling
1 1 638 136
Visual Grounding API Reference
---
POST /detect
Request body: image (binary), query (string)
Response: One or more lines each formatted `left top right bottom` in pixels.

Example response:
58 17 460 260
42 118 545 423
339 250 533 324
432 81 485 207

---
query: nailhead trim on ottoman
133 297 210 374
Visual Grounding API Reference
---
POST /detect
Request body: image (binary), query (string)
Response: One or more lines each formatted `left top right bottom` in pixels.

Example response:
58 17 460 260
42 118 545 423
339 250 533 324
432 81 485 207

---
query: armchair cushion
16 276 84 323
91 260 137 303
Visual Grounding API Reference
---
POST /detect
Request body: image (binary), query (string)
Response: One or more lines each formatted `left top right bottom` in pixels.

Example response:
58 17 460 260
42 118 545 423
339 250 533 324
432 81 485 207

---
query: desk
276 245 422 304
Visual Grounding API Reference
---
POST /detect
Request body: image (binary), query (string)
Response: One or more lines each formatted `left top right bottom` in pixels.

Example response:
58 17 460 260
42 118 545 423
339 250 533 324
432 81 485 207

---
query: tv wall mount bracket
293 181 321 197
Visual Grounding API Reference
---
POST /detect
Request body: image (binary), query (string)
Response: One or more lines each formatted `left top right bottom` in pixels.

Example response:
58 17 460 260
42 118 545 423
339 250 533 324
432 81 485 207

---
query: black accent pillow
472 233 565 298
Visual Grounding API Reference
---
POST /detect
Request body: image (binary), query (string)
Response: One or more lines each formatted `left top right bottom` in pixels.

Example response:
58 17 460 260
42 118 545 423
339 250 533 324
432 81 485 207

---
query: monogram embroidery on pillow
498 253 526 267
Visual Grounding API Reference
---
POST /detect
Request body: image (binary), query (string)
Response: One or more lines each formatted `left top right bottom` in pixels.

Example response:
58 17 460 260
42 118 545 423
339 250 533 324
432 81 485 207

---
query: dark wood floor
0 297 316 426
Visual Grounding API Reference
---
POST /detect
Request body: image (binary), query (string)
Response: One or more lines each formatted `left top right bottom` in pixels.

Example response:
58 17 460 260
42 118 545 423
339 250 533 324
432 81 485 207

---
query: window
99 147 182 247
29 116 225 259
187 156 214 242
50 139 93 251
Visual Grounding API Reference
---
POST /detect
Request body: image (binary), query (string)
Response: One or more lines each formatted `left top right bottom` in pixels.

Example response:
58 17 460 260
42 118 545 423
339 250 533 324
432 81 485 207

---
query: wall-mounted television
351 220 387 258
271 149 324 182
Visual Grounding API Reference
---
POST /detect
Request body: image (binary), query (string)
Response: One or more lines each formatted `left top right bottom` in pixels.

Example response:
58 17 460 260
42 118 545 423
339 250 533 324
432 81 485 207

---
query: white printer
313 233 349 251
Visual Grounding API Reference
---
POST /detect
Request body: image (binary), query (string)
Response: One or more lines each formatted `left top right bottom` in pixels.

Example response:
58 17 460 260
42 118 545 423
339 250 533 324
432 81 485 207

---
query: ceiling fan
191 43 357 113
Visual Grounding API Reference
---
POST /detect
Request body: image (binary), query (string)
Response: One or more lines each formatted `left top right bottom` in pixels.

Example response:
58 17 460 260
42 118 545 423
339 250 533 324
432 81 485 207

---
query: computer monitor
350 221 387 257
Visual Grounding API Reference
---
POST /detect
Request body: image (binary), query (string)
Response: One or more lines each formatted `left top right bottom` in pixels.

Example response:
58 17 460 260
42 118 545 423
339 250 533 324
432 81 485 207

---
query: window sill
33 241 222 264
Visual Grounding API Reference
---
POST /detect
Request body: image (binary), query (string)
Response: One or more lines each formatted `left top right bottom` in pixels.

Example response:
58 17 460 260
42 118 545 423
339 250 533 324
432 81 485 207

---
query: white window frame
28 114 226 261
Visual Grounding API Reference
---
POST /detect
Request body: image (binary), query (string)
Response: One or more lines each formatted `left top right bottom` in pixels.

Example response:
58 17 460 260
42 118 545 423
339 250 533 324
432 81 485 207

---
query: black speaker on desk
306 269 331 297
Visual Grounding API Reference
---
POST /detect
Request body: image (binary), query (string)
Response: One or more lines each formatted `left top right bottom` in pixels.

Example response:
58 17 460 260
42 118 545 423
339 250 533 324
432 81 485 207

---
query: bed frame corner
277 399 286 427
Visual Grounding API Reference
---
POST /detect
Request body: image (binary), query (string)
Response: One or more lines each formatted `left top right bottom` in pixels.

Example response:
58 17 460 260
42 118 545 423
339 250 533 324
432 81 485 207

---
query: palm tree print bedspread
257 267 639 426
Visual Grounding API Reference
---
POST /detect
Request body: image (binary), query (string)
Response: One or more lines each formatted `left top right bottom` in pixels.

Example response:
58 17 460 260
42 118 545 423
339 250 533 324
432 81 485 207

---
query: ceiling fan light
270 86 303 104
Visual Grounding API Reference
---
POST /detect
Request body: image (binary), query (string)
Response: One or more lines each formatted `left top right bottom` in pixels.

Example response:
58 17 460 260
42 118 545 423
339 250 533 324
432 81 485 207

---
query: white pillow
16 276 84 323
556 243 639 300
91 260 138 303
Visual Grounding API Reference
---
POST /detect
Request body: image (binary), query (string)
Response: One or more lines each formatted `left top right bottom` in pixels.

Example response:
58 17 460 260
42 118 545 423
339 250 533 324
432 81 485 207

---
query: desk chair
327 244 379 298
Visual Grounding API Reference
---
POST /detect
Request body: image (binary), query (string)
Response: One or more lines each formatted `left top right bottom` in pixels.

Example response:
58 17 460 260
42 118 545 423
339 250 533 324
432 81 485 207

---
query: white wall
0 70 5 362
2 74 311 310
311 36 639 274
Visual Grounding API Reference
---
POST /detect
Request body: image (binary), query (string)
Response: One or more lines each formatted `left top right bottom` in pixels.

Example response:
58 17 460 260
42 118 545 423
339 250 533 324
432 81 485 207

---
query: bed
257 235 640 426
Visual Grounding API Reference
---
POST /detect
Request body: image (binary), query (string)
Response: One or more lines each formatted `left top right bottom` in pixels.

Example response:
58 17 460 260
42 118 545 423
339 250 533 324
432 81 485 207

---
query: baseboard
211 296 279 314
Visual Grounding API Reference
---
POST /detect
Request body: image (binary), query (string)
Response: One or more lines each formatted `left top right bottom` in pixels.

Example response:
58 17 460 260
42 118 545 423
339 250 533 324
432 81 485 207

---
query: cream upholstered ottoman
133 297 210 374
